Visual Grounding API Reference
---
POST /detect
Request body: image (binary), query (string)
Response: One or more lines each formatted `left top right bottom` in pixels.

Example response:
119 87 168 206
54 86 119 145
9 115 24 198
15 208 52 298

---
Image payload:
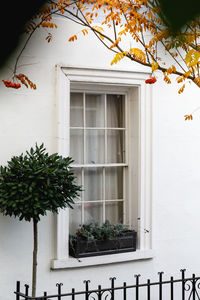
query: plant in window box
69 220 137 258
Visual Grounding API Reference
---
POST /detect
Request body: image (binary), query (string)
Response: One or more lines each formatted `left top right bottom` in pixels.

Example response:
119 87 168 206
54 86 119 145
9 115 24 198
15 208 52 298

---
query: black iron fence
15 269 200 300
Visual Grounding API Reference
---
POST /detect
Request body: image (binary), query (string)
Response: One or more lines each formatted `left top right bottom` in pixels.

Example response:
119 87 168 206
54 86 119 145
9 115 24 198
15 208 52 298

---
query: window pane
107 94 125 128
69 203 82 234
70 93 83 127
85 129 105 164
70 129 84 164
84 202 103 225
72 168 82 202
107 130 125 163
84 168 103 201
86 94 105 127
105 167 123 200
105 201 123 224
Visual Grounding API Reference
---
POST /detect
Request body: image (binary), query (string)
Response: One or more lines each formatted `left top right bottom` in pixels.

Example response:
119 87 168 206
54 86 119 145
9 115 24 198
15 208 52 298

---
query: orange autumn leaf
184 114 193 120
15 74 36 89
68 35 78 42
164 75 171 84
178 84 185 94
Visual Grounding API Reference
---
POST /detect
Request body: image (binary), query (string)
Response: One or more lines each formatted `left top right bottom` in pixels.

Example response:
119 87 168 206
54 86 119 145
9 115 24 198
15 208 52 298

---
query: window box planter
69 230 137 258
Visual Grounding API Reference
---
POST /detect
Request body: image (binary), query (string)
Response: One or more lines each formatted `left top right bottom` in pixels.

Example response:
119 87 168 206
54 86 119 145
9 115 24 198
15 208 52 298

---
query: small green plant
71 220 130 242
0 144 81 297
69 220 137 258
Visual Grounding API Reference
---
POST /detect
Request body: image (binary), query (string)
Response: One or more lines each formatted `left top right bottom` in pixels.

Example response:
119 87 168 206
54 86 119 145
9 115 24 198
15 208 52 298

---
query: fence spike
181 269 186 300
25 284 29 296
158 272 164 300
110 277 116 300
192 274 196 300
170 276 174 300
84 280 90 300
16 282 20 300
123 282 127 300
109 277 116 281
135 274 141 300
147 279 151 300
83 280 91 285
180 269 186 273
72 288 75 300
98 285 102 300
56 283 63 300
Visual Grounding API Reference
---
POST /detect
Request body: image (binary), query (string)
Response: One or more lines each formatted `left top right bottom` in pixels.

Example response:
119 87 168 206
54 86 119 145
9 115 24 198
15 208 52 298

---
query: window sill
51 249 154 269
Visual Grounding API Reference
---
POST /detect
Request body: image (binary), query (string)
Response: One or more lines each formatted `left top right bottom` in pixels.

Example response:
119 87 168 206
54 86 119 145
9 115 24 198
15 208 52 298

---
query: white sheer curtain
70 93 84 164
105 94 124 224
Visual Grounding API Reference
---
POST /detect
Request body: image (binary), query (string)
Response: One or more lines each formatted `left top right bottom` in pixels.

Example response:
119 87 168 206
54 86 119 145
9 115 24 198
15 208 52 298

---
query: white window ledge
51 250 154 269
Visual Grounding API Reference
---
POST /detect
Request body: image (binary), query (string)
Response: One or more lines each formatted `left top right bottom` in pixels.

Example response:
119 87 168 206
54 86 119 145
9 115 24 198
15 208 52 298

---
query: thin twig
160 41 187 74
111 9 117 41
139 22 150 64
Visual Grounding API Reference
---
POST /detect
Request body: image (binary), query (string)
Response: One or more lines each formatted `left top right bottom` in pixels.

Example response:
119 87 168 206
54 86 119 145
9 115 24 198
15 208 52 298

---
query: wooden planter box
69 231 137 258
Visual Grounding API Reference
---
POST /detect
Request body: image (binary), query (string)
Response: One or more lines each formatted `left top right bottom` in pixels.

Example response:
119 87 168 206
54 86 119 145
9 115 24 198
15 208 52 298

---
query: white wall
1 17 200 299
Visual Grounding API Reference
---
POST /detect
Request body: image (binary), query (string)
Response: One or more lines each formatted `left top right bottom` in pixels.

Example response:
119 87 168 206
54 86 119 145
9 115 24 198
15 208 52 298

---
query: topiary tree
0 144 81 297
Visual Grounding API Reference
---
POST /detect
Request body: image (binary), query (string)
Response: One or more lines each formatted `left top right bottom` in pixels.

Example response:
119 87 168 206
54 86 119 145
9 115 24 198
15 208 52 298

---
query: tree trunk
32 219 38 298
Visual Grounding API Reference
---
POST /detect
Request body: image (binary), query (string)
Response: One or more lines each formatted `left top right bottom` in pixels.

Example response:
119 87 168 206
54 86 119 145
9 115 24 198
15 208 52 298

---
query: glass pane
84 202 103 225
69 203 82 234
105 201 123 224
70 93 83 127
107 94 125 128
72 168 82 202
105 167 123 200
107 130 125 163
86 94 105 127
85 129 105 164
70 129 84 164
84 168 103 201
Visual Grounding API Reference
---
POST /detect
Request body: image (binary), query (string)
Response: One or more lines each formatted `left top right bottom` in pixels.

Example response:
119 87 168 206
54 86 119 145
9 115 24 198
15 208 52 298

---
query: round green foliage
0 144 81 222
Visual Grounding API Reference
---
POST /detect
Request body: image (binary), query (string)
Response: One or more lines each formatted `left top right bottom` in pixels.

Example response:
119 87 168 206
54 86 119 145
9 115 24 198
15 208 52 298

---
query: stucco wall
1 17 200 299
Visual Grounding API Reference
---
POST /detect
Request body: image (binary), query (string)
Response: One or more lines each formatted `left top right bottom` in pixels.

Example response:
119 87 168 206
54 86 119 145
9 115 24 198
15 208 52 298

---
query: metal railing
15 269 200 300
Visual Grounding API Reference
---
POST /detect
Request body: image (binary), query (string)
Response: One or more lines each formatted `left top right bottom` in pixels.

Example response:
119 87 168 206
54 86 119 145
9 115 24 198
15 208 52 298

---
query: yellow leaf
129 48 146 64
194 77 200 87
110 37 121 49
164 75 171 84
176 76 184 83
166 65 176 74
110 52 128 66
118 28 127 36
151 61 159 71
185 49 200 68
178 84 185 94
183 71 191 78
82 29 88 36
93 25 104 40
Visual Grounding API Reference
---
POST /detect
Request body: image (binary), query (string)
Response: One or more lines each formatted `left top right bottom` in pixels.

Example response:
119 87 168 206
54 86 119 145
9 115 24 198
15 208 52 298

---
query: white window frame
51 65 154 269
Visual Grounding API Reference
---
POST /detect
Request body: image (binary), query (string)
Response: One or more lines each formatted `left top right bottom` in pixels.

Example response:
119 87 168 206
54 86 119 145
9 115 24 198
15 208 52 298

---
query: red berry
145 76 157 84
2 80 21 89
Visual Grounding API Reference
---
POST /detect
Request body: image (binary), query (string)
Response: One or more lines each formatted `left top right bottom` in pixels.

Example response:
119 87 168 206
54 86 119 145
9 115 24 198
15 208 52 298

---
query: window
52 66 153 269
69 91 127 233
